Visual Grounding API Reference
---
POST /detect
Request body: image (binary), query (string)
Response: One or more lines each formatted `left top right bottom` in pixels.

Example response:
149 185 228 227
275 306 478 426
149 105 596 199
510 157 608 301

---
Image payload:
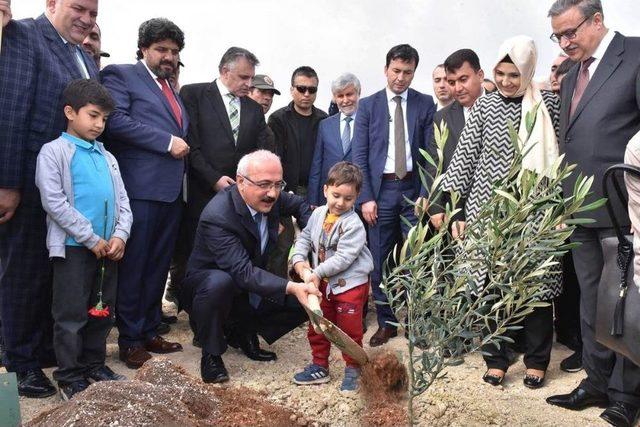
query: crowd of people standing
1 0 640 425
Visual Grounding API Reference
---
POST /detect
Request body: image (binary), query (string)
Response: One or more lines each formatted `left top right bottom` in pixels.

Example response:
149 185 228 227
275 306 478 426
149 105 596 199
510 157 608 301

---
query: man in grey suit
545 1 640 425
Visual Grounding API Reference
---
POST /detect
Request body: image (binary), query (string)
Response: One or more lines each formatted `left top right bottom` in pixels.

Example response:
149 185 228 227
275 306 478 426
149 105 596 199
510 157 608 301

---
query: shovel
303 294 368 366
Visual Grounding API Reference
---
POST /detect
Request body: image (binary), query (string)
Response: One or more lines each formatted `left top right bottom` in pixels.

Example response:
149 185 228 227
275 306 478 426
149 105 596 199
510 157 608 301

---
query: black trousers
182 269 307 356
553 251 582 351
483 304 554 371
51 247 117 383
571 226 640 405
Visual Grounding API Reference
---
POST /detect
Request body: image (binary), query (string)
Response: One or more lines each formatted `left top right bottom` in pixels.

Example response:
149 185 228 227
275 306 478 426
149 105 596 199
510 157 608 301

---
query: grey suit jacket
560 32 640 227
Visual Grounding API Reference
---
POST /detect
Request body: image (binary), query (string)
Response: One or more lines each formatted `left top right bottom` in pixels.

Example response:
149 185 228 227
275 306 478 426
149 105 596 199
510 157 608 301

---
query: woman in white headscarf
440 35 562 389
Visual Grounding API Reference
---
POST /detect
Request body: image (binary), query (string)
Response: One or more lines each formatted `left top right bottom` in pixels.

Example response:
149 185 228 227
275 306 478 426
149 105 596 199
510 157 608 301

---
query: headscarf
494 35 558 177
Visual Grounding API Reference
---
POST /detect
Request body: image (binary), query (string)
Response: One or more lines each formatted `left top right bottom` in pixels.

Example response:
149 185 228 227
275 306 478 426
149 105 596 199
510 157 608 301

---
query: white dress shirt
463 88 486 122
590 29 615 76
384 87 412 173
57 34 90 79
246 204 267 254
141 60 174 151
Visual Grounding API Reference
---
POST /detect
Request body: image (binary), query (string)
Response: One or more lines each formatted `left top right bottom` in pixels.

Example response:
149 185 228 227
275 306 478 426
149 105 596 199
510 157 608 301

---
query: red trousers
308 281 369 368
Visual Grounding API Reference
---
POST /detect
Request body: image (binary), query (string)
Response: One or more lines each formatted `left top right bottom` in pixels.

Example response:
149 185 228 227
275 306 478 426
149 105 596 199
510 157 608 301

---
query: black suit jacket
424 101 465 212
180 80 270 219
559 32 640 227
186 185 311 302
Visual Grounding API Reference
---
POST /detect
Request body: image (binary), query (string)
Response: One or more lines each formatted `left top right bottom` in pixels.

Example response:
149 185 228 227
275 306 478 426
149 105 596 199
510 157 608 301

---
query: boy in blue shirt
35 79 133 401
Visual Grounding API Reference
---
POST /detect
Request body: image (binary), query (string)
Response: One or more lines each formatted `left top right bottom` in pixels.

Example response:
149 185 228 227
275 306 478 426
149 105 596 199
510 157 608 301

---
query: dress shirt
246 204 267 254
590 29 615 77
141 60 174 151
339 112 356 141
57 33 90 79
463 89 486 122
384 87 412 173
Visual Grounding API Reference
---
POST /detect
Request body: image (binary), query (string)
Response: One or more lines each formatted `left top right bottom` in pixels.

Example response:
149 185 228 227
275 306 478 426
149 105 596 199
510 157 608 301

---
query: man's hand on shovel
286 281 322 307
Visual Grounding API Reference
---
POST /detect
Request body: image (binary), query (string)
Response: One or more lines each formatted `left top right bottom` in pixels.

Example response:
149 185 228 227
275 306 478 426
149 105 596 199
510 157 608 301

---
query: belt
382 171 413 181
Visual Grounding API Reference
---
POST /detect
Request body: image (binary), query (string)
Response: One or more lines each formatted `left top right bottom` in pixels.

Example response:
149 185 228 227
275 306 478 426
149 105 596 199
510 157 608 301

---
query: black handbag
595 164 640 366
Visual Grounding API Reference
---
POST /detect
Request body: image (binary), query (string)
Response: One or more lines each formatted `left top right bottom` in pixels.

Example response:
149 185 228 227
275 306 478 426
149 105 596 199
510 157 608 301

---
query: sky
11 0 639 113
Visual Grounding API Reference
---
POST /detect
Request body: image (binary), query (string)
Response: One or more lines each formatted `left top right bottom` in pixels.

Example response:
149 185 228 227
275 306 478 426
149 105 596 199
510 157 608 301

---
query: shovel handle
307 293 322 313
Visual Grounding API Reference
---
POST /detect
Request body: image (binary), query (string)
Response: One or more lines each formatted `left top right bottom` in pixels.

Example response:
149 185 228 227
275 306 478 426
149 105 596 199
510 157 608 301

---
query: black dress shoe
600 402 640 427
523 373 545 389
560 351 583 373
201 353 229 383
156 321 171 335
86 365 126 382
546 387 609 410
16 368 57 398
235 333 277 362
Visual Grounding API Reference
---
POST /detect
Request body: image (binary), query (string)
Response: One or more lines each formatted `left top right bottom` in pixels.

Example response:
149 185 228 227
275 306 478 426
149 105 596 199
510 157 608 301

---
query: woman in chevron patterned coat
440 35 562 389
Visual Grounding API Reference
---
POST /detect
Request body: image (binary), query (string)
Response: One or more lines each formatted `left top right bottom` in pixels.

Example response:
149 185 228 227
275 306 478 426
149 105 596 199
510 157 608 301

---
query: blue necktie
341 116 352 155
250 212 267 308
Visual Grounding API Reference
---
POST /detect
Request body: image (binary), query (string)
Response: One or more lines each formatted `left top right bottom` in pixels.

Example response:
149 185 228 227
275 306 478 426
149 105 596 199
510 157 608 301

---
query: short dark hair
218 47 259 73
291 66 318 86
325 162 363 193
444 49 481 73
62 79 115 113
555 58 577 77
548 0 602 18
385 44 419 68
136 18 185 60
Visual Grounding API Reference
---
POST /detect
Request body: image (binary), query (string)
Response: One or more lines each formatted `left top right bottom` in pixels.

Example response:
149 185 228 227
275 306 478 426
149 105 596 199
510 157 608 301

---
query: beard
150 61 175 79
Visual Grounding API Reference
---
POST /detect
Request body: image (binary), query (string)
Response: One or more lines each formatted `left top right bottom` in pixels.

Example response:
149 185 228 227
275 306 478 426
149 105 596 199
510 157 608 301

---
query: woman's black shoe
524 373 545 389
482 370 504 386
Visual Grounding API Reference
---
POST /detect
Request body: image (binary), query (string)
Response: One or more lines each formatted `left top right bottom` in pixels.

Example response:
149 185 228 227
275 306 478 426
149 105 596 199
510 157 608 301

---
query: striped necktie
341 116 353 154
227 93 240 143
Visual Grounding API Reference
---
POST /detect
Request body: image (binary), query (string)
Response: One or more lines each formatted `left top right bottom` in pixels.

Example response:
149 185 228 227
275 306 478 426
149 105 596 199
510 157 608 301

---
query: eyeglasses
550 16 591 43
241 175 287 191
294 85 318 95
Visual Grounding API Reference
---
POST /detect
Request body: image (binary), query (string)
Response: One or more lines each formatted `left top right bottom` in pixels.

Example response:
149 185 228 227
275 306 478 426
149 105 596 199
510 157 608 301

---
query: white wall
12 0 639 113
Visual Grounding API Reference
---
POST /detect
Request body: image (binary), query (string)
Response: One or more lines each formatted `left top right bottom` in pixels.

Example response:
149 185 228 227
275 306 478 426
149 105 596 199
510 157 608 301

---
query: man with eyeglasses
545 1 640 425
268 66 328 196
182 149 317 384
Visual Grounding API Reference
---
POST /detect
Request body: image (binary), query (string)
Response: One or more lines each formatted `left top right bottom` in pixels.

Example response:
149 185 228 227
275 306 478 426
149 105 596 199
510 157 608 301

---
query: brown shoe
145 335 183 354
369 326 398 347
119 346 152 369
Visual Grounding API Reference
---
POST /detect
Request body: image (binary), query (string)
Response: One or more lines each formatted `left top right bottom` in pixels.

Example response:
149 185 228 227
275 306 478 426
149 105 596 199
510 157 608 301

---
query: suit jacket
268 102 328 193
352 88 436 203
0 15 99 189
307 113 353 205
179 80 270 219
423 100 466 207
186 185 311 302
100 61 189 203
559 32 640 227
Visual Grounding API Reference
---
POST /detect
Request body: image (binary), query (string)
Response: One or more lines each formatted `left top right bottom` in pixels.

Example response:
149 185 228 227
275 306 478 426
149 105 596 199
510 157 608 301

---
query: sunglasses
294 85 318 95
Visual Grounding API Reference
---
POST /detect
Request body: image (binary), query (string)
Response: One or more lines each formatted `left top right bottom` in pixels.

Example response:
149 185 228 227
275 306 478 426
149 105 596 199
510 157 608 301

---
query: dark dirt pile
26 358 312 427
361 350 409 426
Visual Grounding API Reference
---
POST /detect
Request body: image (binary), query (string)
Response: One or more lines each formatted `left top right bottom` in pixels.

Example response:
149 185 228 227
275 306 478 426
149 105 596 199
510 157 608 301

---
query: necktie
158 78 183 128
570 57 595 117
253 212 267 254
341 116 353 155
228 94 240 143
393 96 407 179
68 44 89 78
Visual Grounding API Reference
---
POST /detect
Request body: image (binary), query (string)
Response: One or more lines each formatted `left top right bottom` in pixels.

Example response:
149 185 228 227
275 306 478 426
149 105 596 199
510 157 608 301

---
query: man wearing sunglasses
545 1 640 425
181 150 317 384
268 66 328 196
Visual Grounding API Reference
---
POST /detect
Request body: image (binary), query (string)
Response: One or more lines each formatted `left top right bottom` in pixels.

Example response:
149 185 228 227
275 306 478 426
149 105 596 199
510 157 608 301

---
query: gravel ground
11 303 610 426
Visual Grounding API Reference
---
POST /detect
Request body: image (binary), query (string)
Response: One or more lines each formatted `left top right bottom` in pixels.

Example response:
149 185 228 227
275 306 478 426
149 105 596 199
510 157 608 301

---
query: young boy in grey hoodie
291 162 373 391
35 79 132 401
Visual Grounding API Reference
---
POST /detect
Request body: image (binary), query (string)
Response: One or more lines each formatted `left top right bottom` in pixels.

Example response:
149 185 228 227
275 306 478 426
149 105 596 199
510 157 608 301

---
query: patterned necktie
570 57 595 117
393 96 407 179
228 93 240 143
157 78 183 128
341 116 353 155
69 43 89 78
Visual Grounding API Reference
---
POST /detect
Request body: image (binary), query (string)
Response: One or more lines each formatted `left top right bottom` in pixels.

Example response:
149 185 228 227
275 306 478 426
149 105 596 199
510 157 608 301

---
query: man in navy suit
101 18 189 369
182 150 319 383
308 73 362 206
0 0 99 398
352 44 436 347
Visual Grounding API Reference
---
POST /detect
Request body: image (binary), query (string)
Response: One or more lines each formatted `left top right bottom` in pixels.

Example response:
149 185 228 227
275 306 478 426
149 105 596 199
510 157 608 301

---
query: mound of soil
361 350 409 426
26 358 312 427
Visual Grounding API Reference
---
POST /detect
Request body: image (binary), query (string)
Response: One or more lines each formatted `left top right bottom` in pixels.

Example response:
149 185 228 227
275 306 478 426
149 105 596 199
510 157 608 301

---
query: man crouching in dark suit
181 149 320 383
